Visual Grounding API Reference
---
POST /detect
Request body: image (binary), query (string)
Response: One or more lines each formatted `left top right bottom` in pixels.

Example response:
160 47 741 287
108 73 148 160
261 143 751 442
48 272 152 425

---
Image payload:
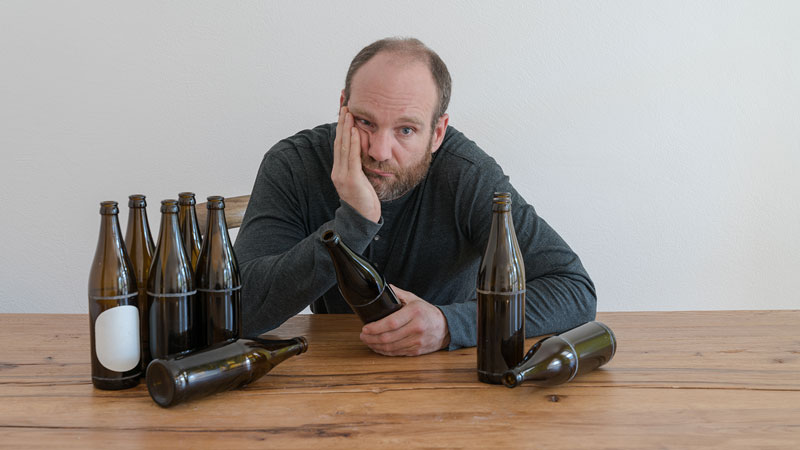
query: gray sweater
234 123 596 349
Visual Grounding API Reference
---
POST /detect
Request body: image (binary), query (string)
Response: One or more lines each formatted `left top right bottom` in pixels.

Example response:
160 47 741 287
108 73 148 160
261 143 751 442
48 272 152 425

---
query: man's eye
399 127 414 136
358 119 372 127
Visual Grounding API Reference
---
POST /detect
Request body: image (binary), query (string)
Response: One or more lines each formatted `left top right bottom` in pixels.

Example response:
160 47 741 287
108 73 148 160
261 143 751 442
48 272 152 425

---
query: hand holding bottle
360 285 450 356
331 106 381 223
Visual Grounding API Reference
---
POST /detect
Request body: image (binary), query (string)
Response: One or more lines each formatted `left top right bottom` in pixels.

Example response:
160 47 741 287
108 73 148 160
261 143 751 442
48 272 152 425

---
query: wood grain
1 311 798 449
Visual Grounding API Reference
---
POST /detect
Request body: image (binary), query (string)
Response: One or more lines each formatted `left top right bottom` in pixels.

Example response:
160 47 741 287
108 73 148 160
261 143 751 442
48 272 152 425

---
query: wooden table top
1 311 798 449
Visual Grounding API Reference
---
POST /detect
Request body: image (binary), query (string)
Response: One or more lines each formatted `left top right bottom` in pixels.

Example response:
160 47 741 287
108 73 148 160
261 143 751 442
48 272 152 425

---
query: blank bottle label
95 305 140 372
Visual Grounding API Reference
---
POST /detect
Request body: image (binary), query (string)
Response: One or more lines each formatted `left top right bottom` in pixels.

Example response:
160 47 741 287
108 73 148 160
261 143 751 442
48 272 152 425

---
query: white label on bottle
95 305 140 372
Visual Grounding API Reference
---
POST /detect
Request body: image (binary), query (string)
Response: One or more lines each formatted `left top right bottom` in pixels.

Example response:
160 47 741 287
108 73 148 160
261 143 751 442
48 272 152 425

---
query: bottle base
92 373 141 390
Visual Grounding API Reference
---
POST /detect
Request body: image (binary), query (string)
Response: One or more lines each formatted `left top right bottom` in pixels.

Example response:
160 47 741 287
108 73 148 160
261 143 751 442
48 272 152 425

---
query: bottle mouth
206 195 225 209
178 192 196 205
160 199 179 213
99 201 119 214
146 360 178 407
128 194 147 208
502 371 522 388
321 230 339 246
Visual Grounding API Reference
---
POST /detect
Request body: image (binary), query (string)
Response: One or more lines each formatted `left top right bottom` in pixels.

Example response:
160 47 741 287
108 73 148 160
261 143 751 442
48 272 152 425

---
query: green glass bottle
88 201 141 390
195 196 241 348
477 192 526 384
146 337 308 407
321 230 402 324
148 199 196 360
178 192 202 271
124 194 155 373
503 321 617 388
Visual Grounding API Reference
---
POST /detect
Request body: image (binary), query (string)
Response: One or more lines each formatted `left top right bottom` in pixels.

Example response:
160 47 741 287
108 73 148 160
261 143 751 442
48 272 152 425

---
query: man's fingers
349 126 362 169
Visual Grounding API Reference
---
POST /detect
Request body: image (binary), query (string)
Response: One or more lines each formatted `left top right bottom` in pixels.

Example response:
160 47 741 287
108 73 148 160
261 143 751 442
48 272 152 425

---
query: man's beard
362 137 434 202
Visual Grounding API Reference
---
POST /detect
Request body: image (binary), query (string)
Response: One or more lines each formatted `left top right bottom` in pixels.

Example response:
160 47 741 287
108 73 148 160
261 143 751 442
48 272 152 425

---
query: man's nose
367 130 393 162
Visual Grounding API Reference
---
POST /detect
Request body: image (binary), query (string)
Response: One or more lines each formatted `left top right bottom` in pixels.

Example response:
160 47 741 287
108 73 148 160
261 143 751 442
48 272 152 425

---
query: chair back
196 195 250 236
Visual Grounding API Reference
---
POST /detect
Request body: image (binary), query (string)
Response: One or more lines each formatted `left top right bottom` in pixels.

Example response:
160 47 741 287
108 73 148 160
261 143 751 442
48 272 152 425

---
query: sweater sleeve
437 155 597 350
234 143 382 336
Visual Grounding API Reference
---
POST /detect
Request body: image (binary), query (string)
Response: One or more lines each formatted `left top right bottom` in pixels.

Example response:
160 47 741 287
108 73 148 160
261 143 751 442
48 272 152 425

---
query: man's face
344 52 447 201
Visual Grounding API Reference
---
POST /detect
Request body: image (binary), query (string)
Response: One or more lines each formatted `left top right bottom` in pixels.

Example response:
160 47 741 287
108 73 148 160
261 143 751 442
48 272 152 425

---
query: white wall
2 1 798 313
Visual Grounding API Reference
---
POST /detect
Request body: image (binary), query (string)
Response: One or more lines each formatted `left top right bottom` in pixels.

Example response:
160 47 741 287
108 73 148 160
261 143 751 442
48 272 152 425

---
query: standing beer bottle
503 321 617 388
146 337 308 408
477 192 526 384
124 194 155 372
321 230 402 324
195 196 241 348
148 199 196 360
178 192 202 271
88 201 141 389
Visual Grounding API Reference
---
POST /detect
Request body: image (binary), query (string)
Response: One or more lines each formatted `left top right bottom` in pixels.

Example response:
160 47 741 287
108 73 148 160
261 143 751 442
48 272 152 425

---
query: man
234 37 596 356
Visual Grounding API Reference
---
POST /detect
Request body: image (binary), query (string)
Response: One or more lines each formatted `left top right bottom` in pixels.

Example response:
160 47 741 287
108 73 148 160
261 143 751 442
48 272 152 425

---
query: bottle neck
98 213 125 260
127 207 155 253
204 208 231 247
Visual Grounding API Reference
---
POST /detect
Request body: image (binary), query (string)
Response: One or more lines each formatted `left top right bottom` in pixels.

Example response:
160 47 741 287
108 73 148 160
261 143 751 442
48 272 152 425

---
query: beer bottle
146 337 308 407
503 321 617 388
148 199 196 360
477 192 526 384
88 201 141 389
195 196 241 348
178 192 202 271
321 230 402 324
124 194 155 372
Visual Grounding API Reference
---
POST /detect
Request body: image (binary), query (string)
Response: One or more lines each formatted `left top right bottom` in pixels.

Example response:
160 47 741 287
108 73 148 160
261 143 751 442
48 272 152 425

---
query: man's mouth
364 166 394 178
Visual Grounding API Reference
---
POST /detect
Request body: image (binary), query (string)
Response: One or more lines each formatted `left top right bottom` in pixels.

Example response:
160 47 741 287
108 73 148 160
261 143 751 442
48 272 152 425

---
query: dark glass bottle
148 199 196 360
477 192 526 384
195 196 241 348
321 230 402 324
503 321 617 388
146 337 308 407
88 201 141 390
124 194 155 373
178 192 202 271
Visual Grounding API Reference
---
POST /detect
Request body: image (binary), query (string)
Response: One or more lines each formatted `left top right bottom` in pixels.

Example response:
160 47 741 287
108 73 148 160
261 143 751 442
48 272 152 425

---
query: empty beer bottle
88 201 141 389
124 194 155 373
503 321 617 388
148 199 196 360
178 192 202 271
477 192 526 384
321 230 402 324
195 196 241 348
146 337 308 407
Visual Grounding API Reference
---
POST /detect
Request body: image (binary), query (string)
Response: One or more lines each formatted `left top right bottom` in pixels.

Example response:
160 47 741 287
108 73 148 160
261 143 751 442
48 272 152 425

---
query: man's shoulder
270 123 335 155
435 126 497 170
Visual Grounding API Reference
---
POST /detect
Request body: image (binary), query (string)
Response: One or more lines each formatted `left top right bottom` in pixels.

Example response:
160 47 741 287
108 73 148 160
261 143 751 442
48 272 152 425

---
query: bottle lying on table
146 337 308 407
503 321 617 388
321 230 402 324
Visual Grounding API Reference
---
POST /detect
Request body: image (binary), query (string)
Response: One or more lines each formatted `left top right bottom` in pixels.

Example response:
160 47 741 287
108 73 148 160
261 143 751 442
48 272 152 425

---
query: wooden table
1 311 798 449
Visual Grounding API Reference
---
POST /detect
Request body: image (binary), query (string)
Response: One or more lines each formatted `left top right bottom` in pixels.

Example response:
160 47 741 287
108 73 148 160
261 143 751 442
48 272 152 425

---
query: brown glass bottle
321 230 402 324
178 192 202 271
124 194 155 373
88 201 141 390
503 321 617 388
195 196 241 348
477 192 526 384
146 337 308 407
148 199 197 360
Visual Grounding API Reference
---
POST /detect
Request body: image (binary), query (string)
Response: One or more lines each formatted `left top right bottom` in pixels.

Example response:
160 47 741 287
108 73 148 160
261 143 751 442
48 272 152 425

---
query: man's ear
430 113 449 153
340 90 346 108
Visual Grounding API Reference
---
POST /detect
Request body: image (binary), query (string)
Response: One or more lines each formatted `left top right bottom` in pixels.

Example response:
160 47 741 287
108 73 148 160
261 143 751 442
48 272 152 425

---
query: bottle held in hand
477 192 526 384
124 194 155 373
321 230 402 324
88 201 141 389
178 192 202 271
146 337 308 407
148 199 197 360
503 321 617 388
195 196 241 348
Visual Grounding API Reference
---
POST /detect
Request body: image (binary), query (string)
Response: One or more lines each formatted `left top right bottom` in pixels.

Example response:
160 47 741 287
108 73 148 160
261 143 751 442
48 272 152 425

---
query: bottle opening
206 195 225 209
99 201 119 214
321 230 339 246
502 371 521 388
146 361 176 407
128 194 147 208
178 192 196 205
160 199 179 214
